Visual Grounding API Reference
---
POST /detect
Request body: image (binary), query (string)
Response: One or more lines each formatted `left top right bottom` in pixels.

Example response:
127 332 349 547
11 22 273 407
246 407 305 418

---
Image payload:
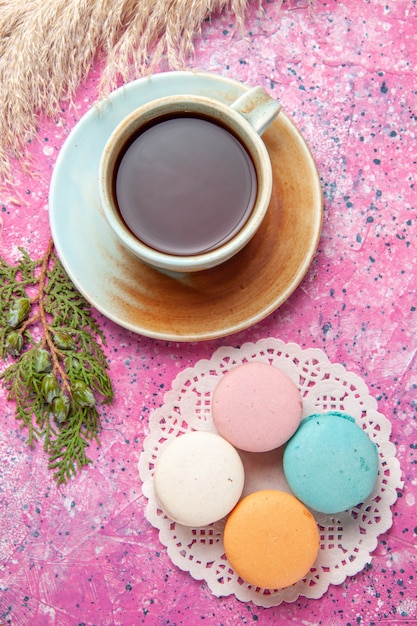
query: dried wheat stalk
0 0 256 182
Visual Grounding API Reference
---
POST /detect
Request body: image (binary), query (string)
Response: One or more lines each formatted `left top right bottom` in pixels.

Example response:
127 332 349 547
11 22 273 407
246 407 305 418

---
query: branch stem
37 238 72 396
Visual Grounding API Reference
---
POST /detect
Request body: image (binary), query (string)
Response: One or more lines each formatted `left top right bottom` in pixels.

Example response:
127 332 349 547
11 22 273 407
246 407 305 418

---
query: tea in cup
98 85 281 272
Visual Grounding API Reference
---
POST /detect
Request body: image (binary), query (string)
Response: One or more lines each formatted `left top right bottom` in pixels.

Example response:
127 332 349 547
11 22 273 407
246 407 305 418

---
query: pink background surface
1 0 416 624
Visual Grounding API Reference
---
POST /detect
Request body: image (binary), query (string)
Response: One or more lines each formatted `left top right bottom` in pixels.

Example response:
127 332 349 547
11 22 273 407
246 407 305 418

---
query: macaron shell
223 490 320 589
212 362 303 452
153 431 245 527
283 411 379 514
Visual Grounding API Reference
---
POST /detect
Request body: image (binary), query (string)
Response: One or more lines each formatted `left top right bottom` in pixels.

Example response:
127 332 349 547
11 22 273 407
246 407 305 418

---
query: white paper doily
138 339 403 607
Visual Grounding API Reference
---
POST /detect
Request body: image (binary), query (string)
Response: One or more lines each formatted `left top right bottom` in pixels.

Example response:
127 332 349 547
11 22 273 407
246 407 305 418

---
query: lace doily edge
138 338 403 606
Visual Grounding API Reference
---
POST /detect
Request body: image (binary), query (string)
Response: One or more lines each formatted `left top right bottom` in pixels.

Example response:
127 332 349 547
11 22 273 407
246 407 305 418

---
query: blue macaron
283 411 379 514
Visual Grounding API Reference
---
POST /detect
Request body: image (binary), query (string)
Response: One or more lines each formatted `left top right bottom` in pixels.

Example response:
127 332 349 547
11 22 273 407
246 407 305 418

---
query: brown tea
114 115 257 256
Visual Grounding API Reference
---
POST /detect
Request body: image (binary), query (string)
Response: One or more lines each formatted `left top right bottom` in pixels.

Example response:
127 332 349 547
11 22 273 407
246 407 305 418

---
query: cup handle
230 86 282 135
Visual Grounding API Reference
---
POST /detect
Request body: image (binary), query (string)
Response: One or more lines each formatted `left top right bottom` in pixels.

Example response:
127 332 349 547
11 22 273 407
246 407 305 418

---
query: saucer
49 71 323 341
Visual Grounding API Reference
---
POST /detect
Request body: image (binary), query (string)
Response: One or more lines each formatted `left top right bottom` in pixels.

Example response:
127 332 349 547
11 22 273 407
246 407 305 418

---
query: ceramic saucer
49 71 323 341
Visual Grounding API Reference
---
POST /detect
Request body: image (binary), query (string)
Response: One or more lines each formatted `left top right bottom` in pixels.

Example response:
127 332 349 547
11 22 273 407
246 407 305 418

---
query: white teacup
98 86 281 272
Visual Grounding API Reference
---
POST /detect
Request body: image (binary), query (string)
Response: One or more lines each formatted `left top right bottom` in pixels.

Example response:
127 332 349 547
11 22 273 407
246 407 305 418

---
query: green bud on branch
6 297 30 328
32 348 52 373
51 394 71 424
5 331 23 357
53 330 76 350
41 373 60 404
72 380 96 408
64 355 80 371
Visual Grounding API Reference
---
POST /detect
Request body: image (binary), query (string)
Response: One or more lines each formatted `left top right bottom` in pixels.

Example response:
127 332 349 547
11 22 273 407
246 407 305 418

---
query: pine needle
0 238 114 484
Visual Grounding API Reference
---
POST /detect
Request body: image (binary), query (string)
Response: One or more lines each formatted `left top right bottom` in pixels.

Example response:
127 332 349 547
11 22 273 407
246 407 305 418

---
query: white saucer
49 71 323 341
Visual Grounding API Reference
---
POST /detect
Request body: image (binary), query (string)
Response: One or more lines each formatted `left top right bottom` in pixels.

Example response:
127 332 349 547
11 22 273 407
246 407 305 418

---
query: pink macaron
211 362 302 452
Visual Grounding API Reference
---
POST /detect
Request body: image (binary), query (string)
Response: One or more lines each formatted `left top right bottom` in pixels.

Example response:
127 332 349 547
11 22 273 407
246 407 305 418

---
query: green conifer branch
0 238 114 484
